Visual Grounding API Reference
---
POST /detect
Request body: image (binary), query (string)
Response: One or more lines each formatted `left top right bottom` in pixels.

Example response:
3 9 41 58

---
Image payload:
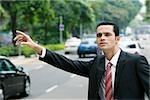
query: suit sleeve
137 55 150 98
39 49 94 77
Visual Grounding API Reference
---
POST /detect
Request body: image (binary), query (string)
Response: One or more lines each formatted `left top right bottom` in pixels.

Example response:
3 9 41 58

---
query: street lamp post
59 16 64 44
80 23 82 38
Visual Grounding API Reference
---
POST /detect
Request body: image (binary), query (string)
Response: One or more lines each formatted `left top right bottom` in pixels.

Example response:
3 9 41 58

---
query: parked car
77 38 101 58
64 37 81 54
0 89 3 99
119 41 144 55
0 56 30 100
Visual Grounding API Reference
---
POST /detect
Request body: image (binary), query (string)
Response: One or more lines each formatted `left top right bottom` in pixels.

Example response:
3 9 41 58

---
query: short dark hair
96 22 119 36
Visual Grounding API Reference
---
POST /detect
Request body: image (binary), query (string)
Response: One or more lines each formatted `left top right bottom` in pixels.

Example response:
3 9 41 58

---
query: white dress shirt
99 49 121 100
39 47 46 58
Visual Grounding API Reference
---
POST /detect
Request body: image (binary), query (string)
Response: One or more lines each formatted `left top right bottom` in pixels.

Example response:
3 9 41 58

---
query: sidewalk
8 50 64 65
8 55 39 65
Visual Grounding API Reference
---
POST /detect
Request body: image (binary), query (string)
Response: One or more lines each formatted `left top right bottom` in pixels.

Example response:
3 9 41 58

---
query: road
9 53 91 100
9 40 150 100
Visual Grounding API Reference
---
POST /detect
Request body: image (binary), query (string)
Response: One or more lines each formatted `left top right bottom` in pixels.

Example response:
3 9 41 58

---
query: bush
20 46 36 57
0 44 64 57
43 44 64 51
0 46 19 56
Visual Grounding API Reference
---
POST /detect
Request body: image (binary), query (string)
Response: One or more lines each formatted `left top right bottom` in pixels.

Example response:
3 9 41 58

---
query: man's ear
116 36 120 41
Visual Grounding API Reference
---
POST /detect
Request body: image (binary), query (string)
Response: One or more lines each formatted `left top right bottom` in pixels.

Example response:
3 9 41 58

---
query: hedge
0 44 64 57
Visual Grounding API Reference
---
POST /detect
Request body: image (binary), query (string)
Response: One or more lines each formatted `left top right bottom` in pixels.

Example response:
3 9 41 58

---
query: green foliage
0 44 64 57
43 44 64 51
90 0 141 30
0 0 142 45
0 46 18 56
144 0 150 23
20 46 35 57
0 4 9 30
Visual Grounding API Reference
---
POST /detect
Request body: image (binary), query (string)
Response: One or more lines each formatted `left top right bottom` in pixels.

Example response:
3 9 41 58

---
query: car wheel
78 54 82 58
83 54 85 58
22 79 30 96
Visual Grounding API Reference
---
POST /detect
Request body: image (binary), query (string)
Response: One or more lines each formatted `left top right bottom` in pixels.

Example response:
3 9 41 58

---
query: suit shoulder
122 51 146 60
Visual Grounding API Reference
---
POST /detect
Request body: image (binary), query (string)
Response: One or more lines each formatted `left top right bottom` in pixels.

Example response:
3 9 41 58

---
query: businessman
14 22 150 100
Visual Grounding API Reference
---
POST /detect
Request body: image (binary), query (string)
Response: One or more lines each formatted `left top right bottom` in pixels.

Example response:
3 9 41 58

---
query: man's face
96 25 120 51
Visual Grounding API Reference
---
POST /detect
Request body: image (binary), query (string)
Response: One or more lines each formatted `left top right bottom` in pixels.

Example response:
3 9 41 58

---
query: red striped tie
105 62 113 100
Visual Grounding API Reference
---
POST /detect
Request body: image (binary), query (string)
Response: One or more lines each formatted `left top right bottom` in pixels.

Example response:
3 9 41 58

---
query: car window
4 60 16 71
81 41 89 44
127 44 136 48
0 60 10 71
0 59 16 71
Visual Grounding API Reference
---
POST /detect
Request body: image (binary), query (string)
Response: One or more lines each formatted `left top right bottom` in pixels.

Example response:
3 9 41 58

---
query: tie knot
107 62 112 68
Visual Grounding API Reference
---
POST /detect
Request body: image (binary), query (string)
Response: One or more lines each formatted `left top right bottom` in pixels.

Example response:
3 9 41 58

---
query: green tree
144 0 150 23
90 0 141 30
1 0 141 44
0 3 9 30
50 0 95 38
1 0 56 44
1 0 26 44
18 0 55 44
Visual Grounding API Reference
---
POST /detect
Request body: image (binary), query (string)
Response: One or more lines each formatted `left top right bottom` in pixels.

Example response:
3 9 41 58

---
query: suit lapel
96 51 128 95
96 55 105 88
114 51 127 94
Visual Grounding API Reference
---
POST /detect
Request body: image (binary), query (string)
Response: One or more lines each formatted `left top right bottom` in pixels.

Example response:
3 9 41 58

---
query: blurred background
0 0 149 56
0 0 149 100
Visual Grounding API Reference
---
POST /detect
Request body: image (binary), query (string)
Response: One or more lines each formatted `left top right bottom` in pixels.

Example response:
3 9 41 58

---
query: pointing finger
16 30 27 37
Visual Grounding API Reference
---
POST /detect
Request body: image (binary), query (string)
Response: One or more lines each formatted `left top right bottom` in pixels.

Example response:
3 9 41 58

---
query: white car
0 89 3 100
119 41 144 55
64 37 81 54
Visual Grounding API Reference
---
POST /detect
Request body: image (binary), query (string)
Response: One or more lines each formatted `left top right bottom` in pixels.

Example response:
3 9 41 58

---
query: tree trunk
11 13 16 46
44 22 48 45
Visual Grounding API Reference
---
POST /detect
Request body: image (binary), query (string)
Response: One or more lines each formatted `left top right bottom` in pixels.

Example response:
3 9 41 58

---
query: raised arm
14 30 92 77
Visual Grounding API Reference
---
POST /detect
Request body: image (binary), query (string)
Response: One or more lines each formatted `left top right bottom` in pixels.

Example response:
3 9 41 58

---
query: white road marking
70 74 76 78
46 85 58 93
35 65 43 70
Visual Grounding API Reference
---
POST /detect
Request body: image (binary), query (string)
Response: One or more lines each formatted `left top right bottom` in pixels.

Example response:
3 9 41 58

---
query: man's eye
105 33 110 36
97 33 102 37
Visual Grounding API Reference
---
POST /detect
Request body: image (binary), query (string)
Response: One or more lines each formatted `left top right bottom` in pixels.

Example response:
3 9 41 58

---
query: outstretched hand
14 30 43 55
14 30 35 47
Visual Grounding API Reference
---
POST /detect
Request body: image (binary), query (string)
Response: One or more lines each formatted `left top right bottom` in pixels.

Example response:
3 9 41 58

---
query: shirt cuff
39 47 46 58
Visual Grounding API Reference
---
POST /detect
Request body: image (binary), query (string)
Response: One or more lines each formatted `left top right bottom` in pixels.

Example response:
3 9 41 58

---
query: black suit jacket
39 49 150 100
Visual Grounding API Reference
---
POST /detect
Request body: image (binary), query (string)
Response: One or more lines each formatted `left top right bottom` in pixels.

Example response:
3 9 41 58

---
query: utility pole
80 23 82 39
59 16 64 44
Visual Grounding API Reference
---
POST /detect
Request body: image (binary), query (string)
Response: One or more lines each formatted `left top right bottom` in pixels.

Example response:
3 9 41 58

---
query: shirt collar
105 49 121 67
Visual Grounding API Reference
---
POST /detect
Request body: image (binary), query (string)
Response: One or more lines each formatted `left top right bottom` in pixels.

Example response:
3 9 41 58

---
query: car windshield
81 41 89 44
81 38 96 44
119 42 137 49
66 37 80 43
83 34 96 39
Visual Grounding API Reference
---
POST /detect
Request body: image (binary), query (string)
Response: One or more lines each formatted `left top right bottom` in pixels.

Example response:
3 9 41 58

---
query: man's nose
100 35 105 40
